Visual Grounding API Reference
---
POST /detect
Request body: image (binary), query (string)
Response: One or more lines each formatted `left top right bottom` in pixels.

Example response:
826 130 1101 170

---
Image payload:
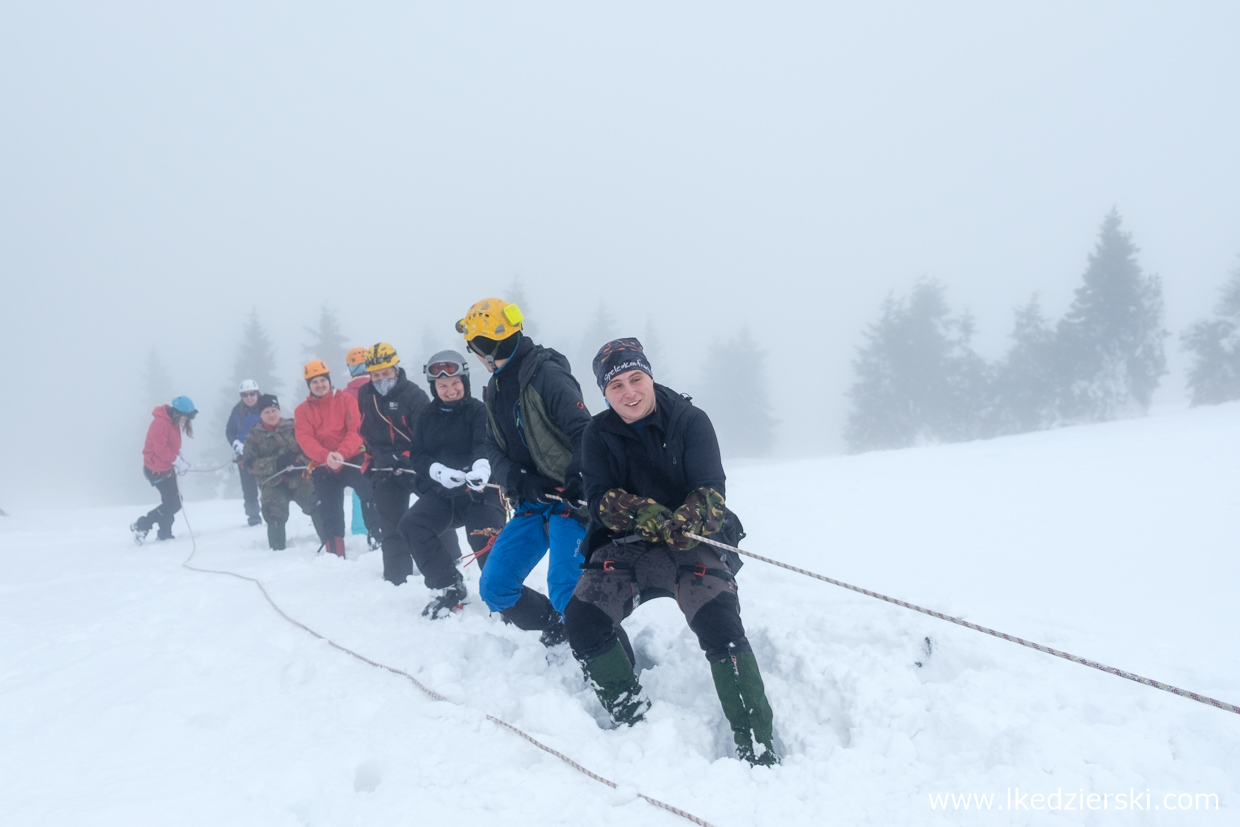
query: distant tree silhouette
699 327 776 457
143 347 176 407
1182 262 1240 406
992 295 1058 434
302 306 349 381
1055 209 1166 423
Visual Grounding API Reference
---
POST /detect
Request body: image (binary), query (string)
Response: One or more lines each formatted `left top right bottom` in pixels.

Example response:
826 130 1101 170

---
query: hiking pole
685 531 1240 717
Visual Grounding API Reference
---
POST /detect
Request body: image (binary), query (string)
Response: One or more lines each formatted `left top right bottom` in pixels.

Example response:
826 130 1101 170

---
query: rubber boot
581 637 650 726
328 536 346 557
709 649 779 766
267 521 286 550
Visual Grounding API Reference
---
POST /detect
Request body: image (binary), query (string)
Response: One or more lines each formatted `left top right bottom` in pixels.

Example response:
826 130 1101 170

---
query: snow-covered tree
1182 262 1240 406
302 306 349 381
1055 210 1166 423
991 295 1059 435
698 327 776 458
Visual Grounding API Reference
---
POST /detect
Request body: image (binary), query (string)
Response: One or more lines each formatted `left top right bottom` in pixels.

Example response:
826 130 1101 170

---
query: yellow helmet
303 359 331 380
345 347 368 367
456 298 524 342
365 342 399 373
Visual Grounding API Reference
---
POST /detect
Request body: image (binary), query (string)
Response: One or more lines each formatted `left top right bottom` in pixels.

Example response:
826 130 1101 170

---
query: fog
3 2 1238 508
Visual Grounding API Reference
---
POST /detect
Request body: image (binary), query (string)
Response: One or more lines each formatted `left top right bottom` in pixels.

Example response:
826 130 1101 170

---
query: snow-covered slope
3 405 1238 826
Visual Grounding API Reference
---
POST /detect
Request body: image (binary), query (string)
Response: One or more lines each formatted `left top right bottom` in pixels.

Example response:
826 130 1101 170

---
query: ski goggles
425 359 466 380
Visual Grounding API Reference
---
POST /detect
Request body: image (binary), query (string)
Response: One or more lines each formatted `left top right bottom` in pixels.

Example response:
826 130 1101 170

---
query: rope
688 532 1240 716
174 497 717 827
183 460 238 474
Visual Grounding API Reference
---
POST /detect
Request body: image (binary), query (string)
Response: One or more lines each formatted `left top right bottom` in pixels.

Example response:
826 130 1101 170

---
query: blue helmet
170 396 198 419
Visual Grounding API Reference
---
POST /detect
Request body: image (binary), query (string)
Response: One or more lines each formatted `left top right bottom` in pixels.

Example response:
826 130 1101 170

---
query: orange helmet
303 359 331 381
346 347 368 367
456 298 523 342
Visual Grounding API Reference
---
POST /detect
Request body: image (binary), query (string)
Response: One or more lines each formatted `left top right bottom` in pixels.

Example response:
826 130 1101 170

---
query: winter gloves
429 462 468 489
513 469 559 504
668 487 726 550
172 455 190 475
465 458 491 491
598 489 674 544
231 439 246 457
598 486 726 549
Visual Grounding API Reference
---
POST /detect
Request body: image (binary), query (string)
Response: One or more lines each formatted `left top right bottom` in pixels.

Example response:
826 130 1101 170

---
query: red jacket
294 390 364 467
142 406 182 473
343 375 369 401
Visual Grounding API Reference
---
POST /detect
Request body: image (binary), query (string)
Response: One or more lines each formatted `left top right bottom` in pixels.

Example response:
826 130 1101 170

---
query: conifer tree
992 295 1058 434
1182 263 1240 406
1055 209 1166 422
699 327 776 457
575 302 622 381
302 306 349 380
143 348 176 407
233 310 283 394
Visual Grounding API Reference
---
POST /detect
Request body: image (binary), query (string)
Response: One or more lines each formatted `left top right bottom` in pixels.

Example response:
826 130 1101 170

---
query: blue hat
171 396 198 419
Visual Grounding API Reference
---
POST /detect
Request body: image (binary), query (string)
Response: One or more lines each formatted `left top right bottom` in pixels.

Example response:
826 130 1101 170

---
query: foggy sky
3 2 1239 508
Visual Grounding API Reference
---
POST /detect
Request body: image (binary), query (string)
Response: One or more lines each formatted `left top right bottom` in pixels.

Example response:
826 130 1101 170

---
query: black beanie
257 393 280 412
592 337 653 391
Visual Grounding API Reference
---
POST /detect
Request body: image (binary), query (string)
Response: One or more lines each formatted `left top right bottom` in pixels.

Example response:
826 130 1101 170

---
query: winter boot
248 514 262 527
423 575 468 619
130 520 150 545
581 637 650 726
156 524 175 541
539 609 569 648
328 536 346 558
710 649 779 766
267 521 287 551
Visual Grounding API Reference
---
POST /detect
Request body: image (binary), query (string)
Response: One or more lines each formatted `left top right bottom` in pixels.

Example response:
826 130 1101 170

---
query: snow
3 404 1238 825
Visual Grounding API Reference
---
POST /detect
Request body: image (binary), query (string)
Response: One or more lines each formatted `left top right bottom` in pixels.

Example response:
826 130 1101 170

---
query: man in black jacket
457 298 592 646
563 337 779 766
357 342 460 585
398 350 508 618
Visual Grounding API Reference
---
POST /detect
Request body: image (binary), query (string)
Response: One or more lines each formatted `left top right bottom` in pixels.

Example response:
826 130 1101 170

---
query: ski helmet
238 379 260 394
365 342 399 373
346 347 369 378
424 350 471 401
303 360 331 381
170 396 198 419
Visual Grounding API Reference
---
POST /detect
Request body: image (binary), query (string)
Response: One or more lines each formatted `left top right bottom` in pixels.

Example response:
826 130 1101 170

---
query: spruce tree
302 306 349 380
143 348 176 407
575 302 622 382
698 327 776 457
1182 263 1240 406
233 310 283 395
992 295 1058 434
1055 209 1167 422
844 294 916 452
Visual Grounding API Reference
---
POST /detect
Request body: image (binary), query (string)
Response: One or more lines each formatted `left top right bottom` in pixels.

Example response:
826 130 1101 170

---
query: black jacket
357 368 430 465
581 383 736 555
483 336 591 490
409 395 490 500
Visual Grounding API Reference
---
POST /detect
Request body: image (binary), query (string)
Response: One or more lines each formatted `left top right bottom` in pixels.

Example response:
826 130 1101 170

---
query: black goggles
426 360 465 379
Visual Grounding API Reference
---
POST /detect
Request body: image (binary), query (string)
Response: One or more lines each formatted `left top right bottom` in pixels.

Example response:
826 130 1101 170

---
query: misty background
2 2 1238 509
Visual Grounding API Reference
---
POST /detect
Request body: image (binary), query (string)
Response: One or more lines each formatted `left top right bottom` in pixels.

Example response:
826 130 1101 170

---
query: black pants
311 465 372 539
371 473 463 585
399 488 506 589
238 463 260 520
136 468 181 538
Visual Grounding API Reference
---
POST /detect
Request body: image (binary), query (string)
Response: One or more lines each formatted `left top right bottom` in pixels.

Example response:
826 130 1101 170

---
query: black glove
559 473 585 507
513 470 558 504
277 453 300 469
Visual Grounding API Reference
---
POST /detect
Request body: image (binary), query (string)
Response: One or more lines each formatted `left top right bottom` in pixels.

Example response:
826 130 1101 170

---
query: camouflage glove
668 487 727 550
598 489 673 543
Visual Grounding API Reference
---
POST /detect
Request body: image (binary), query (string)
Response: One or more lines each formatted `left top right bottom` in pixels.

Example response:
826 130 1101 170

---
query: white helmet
238 379 260 394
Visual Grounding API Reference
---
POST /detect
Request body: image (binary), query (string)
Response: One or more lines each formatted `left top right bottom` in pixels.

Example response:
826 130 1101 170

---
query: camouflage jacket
243 419 308 481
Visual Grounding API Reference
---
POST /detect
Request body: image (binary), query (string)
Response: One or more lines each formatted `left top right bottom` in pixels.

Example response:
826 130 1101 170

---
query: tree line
846 208 1240 453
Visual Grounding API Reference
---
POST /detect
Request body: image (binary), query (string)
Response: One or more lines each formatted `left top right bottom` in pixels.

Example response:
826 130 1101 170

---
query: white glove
465 458 491 491
232 439 245 456
172 455 190 475
429 462 467 489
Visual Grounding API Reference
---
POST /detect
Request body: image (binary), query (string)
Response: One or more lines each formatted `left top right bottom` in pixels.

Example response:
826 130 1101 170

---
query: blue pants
479 501 585 615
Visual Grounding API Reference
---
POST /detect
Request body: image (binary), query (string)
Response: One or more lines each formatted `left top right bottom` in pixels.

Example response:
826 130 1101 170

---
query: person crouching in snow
398 349 508 618
294 359 372 558
225 379 265 526
458 297 592 647
563 338 779 766
131 396 197 544
243 393 327 551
